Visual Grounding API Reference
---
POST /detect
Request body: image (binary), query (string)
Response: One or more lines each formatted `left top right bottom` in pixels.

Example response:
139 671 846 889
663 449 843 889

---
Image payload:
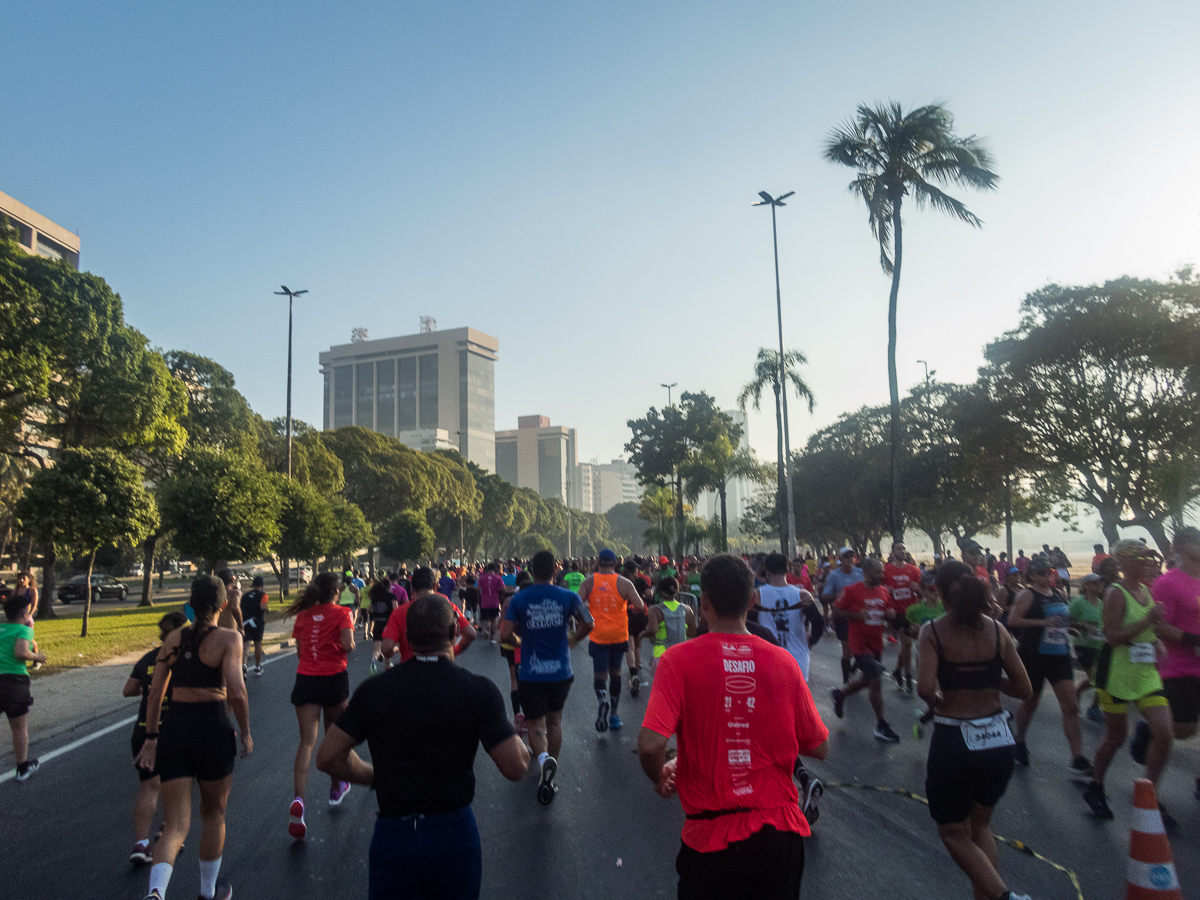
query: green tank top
653 599 687 657
563 571 584 593
1097 584 1162 701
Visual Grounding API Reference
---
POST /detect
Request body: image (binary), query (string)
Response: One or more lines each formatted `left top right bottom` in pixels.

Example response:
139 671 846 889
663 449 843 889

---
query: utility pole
274 285 307 597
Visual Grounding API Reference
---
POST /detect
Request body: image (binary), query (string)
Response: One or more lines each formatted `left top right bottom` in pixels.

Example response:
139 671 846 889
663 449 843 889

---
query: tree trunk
80 549 97 638
139 533 157 607
282 556 291 598
773 382 786 556
887 204 905 542
1144 519 1172 557
1099 516 1120 550
718 482 728 552
36 542 57 620
1004 474 1014 562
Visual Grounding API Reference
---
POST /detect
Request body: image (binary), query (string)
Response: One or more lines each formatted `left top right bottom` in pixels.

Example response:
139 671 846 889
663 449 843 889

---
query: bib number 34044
962 714 1016 752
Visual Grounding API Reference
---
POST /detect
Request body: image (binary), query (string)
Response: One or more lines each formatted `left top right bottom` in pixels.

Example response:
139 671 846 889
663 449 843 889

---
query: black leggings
676 826 804 899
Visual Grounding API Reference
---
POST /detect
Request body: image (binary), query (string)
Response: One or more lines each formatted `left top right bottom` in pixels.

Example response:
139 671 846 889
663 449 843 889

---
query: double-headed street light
661 382 677 408
752 190 797 560
274 285 308 478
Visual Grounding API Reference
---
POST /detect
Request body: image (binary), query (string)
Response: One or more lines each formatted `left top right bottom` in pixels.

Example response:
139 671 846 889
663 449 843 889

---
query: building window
376 359 395 435
496 439 518 485
398 357 417 430
419 354 438 428
356 363 374 428
34 233 78 268
333 366 353 428
538 436 562 500
323 371 331 430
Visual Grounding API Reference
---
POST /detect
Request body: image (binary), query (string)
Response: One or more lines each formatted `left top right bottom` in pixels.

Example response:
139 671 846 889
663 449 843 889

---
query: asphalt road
2 626 1197 900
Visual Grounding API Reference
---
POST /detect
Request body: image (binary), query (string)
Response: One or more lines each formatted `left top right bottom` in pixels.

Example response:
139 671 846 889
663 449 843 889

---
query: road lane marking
0 649 296 785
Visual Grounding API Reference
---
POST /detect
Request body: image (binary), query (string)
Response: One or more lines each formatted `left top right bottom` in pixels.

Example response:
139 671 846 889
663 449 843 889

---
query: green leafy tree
164 351 260 456
258 418 345 496
379 510 435 563
16 449 157 636
326 497 374 570
322 427 435 524
981 277 1200 552
602 501 649 554
158 448 283 572
272 478 336 591
737 347 816 555
826 101 998 540
680 434 769 551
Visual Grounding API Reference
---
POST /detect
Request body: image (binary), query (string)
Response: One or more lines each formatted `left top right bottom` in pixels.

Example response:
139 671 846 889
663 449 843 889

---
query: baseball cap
658 555 669 565
838 547 854 556
1081 573 1102 584
252 575 265 587
1006 567 1019 576
598 549 617 564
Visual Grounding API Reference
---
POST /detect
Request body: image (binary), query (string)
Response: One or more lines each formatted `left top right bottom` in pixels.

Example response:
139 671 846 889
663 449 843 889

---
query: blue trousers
369 805 482 900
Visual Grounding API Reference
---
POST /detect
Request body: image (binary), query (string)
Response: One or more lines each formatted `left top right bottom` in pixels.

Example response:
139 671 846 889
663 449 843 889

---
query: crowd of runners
2 529 1199 899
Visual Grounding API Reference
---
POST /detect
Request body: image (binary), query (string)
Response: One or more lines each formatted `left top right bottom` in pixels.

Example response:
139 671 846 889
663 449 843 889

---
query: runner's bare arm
122 676 141 698
801 739 829 761
340 626 355 654
637 727 671 785
222 631 252 756
498 618 516 643
1003 589 1038 631
641 606 662 642
488 734 530 781
317 724 374 786
916 624 941 708
998 624 1033 700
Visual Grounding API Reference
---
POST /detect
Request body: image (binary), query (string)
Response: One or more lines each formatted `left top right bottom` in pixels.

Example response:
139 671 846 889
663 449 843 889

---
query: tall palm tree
825 102 997 540
738 348 815 555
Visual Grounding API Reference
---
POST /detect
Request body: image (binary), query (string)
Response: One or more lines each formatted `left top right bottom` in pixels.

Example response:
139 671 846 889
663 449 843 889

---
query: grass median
29 596 289 677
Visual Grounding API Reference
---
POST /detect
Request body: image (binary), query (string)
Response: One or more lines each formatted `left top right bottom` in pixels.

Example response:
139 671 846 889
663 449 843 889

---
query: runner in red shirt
381 566 476 665
286 572 356 839
884 541 922 694
785 557 813 593
830 558 901 742
638 554 829 899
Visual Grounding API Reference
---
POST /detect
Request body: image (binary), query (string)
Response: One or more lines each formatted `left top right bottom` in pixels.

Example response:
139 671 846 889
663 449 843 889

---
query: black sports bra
930 619 1003 692
168 626 225 689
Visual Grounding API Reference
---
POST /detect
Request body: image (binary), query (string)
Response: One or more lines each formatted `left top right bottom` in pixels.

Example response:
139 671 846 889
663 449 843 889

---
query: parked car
130 564 144 577
58 574 129 604
289 565 313 584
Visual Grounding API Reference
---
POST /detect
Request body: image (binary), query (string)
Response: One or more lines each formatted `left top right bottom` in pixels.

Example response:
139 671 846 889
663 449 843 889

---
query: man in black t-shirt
240 576 270 675
318 596 529 900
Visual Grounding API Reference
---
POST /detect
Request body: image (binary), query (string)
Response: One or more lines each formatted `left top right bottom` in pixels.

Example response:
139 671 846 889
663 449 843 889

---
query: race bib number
1042 626 1069 645
961 713 1016 751
1129 642 1156 664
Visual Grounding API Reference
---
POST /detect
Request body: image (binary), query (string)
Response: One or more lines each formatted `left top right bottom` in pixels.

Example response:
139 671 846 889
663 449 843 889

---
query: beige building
592 458 642 513
320 326 498 472
0 190 80 269
495 415 579 507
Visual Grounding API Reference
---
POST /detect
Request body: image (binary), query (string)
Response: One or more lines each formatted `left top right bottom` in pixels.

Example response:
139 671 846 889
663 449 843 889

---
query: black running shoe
1129 720 1151 765
1013 742 1029 767
874 721 900 743
537 756 558 806
129 843 153 865
15 758 39 781
830 688 845 719
595 691 610 732
802 778 824 826
1068 756 1094 778
630 678 640 698
1083 781 1113 819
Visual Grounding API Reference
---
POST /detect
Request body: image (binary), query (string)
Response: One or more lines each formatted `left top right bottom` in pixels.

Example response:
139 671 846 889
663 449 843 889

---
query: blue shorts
370 806 481 900
588 640 626 675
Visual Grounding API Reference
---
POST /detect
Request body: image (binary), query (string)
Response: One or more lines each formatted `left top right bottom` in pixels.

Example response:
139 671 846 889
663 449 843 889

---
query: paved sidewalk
0 618 296 771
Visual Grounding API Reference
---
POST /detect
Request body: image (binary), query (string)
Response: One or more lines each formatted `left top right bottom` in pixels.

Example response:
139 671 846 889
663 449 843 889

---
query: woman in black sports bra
917 561 1033 900
134 576 253 900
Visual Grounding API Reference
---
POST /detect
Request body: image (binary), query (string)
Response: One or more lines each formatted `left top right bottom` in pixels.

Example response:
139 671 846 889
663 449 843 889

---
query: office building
592 458 642 514
1 190 80 269
495 415 579 506
320 326 498 472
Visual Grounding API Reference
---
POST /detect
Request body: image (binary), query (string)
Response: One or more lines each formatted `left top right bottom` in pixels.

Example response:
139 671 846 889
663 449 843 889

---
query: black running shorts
925 722 1015 824
157 702 237 783
1019 651 1075 695
1163 676 1200 726
0 673 33 719
518 678 573 721
290 671 350 708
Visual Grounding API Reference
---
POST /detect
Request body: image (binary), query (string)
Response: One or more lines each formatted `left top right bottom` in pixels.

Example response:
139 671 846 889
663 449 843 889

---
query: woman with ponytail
285 572 355 840
917 561 1032 900
134 576 252 900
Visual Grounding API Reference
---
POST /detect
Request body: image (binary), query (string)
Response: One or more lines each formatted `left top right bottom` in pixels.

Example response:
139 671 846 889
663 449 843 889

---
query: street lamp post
273 285 308 478
661 382 677 409
752 191 797 559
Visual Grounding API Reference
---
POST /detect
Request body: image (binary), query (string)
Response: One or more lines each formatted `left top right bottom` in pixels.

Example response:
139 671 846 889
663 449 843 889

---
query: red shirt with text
293 603 353 676
836 582 893 656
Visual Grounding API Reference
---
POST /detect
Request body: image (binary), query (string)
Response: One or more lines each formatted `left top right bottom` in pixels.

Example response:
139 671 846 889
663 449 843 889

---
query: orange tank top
588 572 629 644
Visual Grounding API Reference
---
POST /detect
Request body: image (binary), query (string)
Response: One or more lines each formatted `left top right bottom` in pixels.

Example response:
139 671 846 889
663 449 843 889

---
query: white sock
199 856 221 898
149 862 173 897
537 752 549 767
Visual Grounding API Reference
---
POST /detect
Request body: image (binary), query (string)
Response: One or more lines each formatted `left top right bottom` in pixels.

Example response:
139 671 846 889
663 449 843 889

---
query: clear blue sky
4 1 1199 505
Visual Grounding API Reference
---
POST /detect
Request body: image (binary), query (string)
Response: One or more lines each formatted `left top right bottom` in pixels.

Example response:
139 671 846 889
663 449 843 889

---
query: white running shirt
754 583 813 679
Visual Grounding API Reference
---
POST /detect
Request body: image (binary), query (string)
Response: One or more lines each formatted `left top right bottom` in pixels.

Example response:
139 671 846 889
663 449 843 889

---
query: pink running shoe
289 797 306 839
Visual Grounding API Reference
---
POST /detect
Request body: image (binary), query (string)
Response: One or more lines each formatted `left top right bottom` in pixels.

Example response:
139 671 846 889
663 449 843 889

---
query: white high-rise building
592 458 642 514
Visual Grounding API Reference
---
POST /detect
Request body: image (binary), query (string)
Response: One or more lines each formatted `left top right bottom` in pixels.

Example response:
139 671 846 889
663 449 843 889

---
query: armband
144 733 158 739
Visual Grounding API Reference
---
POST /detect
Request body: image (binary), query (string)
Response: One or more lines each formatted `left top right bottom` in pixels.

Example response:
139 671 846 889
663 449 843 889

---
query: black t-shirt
460 586 481 608
335 656 514 817
370 592 395 622
130 647 172 738
241 589 268 629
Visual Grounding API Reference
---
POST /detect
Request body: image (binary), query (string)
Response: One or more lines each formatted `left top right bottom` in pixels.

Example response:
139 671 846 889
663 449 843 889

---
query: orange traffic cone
1127 778 1182 899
